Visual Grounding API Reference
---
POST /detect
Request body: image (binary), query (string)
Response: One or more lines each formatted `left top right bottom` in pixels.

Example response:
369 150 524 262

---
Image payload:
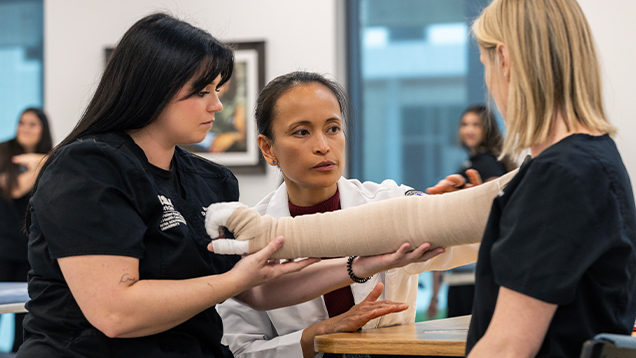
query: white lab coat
218 177 479 357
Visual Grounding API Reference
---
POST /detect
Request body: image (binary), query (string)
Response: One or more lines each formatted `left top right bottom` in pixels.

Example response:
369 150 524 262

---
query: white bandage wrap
205 202 247 239
211 239 250 255
207 169 518 259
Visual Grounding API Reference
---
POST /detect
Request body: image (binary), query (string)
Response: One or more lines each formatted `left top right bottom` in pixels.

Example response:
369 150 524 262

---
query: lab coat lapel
262 181 292 219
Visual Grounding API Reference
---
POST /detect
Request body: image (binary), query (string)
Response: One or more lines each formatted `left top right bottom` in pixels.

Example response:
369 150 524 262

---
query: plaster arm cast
205 169 517 259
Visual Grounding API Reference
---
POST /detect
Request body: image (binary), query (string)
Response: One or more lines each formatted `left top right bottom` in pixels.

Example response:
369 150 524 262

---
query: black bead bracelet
347 256 372 283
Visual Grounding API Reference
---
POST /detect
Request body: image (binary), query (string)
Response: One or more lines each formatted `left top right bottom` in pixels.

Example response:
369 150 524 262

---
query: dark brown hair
459 104 502 156
26 13 234 229
255 71 349 140
460 104 516 171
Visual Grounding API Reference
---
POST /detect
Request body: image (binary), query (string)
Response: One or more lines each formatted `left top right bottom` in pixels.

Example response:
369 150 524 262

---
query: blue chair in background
580 333 636 358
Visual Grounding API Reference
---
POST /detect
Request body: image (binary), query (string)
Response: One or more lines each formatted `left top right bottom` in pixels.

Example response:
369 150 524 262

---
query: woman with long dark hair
456 105 513 181
0 107 52 352
428 105 515 320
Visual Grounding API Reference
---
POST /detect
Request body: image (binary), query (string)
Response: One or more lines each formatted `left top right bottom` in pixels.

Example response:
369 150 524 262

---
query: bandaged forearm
217 170 517 259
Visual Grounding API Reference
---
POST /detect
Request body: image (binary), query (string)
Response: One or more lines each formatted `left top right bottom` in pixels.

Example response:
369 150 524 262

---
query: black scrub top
466 134 636 357
20 132 240 358
458 151 506 182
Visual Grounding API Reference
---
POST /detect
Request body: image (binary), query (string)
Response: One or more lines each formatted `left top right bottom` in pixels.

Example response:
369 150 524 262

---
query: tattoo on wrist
119 273 138 284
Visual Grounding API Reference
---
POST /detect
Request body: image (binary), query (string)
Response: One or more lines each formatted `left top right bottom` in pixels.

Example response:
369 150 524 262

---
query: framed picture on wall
104 41 267 174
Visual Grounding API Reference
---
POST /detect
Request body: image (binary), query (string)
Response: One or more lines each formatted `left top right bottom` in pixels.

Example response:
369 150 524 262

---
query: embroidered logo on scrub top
405 189 426 196
158 195 187 231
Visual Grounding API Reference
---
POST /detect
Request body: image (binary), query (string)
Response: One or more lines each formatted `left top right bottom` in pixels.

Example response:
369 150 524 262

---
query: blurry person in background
428 105 514 320
0 107 52 352
456 104 513 182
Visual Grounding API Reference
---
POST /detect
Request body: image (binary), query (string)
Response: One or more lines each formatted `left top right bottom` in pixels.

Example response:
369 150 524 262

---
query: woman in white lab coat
218 71 479 358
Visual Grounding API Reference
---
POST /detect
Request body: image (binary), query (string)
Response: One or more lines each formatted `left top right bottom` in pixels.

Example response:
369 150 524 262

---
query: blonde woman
466 0 636 356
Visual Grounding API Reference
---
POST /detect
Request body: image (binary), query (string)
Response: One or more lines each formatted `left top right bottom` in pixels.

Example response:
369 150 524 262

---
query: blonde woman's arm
467 287 556 358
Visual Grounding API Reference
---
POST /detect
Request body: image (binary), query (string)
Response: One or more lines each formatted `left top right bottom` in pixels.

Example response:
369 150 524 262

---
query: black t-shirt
466 134 636 357
20 132 241 358
458 151 507 182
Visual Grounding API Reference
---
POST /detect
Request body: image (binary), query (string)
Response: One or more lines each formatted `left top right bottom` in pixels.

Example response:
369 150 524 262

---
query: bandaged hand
205 169 517 259
204 202 249 255
205 202 247 239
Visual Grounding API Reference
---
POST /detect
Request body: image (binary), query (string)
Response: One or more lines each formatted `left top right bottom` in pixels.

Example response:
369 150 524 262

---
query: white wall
43 1 636 204
578 0 636 185
43 0 339 206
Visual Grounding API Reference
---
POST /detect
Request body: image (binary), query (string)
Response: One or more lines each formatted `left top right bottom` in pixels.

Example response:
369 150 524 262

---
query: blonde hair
472 0 615 156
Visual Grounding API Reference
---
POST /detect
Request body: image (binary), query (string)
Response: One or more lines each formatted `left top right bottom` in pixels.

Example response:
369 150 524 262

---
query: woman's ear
258 134 277 166
496 42 511 81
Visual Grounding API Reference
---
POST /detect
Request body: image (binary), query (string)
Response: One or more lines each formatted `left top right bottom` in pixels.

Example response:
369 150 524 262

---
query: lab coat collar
261 177 373 219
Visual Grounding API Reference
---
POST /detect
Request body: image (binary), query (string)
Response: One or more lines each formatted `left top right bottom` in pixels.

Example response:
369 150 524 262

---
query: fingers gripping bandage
205 169 517 259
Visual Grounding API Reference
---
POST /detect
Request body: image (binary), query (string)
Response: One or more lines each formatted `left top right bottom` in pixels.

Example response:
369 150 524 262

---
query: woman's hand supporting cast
11 153 46 198
58 236 318 339
237 242 443 311
426 169 483 195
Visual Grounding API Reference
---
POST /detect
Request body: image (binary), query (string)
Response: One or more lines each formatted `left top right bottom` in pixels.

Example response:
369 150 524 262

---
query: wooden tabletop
315 315 470 357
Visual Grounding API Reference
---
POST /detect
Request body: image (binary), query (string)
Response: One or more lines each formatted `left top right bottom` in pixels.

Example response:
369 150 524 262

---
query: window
347 0 491 320
348 0 490 188
0 0 44 142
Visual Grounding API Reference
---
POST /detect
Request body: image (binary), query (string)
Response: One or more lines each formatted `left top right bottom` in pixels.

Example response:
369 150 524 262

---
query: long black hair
76 13 233 138
0 107 52 200
459 104 516 171
27 13 234 227
459 105 503 156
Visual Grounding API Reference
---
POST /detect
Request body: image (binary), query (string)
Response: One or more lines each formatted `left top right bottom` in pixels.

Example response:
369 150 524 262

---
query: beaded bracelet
347 256 372 283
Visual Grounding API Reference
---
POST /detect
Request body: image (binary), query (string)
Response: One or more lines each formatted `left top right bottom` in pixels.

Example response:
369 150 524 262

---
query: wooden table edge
315 330 466 356
0 302 27 314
